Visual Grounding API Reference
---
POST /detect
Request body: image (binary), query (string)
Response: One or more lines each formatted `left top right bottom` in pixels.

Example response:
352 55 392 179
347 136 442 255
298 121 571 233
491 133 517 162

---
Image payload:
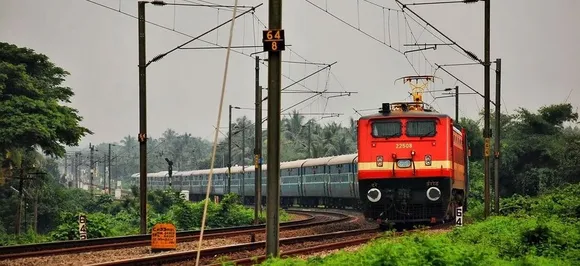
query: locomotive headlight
424 154 432 166
367 188 382 203
376 155 384 167
426 187 441 201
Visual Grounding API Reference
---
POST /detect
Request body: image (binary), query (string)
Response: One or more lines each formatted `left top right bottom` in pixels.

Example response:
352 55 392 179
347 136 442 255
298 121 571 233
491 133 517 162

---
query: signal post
264 0 284 257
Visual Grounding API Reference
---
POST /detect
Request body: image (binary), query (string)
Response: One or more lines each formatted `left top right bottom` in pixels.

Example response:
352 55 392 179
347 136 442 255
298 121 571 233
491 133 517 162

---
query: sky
1 0 579 148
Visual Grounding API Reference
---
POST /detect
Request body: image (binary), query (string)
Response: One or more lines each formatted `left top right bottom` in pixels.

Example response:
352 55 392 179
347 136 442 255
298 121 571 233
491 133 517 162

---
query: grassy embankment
255 183 580 266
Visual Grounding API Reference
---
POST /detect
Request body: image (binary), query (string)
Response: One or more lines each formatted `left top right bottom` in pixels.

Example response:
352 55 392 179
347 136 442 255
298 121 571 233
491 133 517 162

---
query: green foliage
257 185 580 266
0 42 92 157
0 186 289 245
0 229 50 246
148 189 183 214
498 183 580 223
170 193 290 231
50 212 113 241
459 117 485 161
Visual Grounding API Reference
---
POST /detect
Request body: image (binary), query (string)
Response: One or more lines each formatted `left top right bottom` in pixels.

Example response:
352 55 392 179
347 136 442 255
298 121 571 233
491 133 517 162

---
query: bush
259 215 579 266
169 193 290 230
257 184 580 266
0 230 50 246
50 212 115 241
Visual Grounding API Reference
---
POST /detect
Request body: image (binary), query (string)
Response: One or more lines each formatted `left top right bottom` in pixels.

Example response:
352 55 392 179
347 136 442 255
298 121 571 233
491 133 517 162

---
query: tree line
62 111 358 188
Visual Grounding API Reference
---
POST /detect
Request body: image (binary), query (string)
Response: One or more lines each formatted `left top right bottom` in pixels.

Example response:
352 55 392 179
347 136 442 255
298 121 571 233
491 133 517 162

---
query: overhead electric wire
250 13 350 95
84 0 320 94
397 4 478 64
88 0 352 122
401 12 435 75
394 0 483 64
304 0 422 74
393 0 507 112
145 3 261 67
435 64 495 106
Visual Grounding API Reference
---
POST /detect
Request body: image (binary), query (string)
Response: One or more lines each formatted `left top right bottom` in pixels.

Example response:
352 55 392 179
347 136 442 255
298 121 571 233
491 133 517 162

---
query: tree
0 42 92 161
499 103 579 196
458 117 484 161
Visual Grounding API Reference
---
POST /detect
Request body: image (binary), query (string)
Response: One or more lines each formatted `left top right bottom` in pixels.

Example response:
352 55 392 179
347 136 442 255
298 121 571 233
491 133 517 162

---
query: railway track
88 227 382 266
238 223 451 265
0 209 350 262
91 223 453 266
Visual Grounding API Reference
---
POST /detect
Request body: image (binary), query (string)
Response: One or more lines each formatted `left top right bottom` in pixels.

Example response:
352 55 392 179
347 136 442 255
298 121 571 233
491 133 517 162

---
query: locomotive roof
360 110 450 120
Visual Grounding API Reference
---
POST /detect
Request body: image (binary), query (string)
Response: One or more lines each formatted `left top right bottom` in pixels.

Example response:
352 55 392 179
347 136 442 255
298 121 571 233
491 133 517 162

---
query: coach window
371 120 402 138
406 120 437 137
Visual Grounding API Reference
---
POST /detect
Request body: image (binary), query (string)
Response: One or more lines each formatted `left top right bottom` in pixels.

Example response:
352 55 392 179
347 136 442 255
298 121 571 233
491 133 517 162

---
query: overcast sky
1 0 578 148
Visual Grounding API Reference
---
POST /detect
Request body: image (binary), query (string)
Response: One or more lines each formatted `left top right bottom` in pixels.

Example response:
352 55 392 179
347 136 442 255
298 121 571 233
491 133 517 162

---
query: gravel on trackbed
0 211 376 266
174 232 380 266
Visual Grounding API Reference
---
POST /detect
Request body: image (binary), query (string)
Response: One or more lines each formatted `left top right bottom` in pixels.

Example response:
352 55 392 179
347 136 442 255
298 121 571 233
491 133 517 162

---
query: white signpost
79 214 87 240
180 190 189 201
455 206 463 226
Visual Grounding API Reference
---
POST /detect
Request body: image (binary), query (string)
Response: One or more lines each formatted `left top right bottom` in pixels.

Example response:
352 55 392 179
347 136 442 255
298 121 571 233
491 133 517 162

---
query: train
136 75 470 226
356 75 469 225
136 153 364 209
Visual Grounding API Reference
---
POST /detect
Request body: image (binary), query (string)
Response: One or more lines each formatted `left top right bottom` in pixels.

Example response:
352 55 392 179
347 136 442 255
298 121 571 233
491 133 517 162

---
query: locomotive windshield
406 120 437 137
371 120 401 138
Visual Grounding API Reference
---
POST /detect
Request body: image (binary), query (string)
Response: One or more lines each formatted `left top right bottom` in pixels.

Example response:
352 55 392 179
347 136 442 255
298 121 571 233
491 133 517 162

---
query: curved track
211 222 453 266
88 228 381 266
0 209 349 263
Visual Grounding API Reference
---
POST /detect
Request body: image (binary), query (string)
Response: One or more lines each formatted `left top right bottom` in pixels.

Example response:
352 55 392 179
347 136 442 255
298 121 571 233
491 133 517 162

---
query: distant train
134 153 364 209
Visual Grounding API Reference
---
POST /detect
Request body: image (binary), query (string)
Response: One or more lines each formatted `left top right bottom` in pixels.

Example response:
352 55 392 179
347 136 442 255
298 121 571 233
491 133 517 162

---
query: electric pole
306 122 311 157
265 0 283 257
103 154 106 191
228 104 233 194
108 144 112 195
71 153 76 188
494 58 501 214
64 154 68 183
454 85 459 122
15 169 24 235
76 152 81 188
254 56 262 225
137 1 148 235
483 0 491 218
241 125 245 202
74 152 79 188
89 143 95 196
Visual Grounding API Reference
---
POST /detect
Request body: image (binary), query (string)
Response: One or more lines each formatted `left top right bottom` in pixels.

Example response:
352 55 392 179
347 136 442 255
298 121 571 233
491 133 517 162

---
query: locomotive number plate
395 143 412 149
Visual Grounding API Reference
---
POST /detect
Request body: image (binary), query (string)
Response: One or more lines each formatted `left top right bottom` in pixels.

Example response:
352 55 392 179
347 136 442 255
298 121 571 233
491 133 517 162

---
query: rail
86 228 381 266
0 209 348 260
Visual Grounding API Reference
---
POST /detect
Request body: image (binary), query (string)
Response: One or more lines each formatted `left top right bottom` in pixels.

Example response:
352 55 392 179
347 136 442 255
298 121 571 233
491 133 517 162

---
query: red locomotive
357 76 469 227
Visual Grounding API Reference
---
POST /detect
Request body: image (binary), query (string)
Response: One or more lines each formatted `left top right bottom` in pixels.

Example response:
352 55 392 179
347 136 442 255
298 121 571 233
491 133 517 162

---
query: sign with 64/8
262 29 285 52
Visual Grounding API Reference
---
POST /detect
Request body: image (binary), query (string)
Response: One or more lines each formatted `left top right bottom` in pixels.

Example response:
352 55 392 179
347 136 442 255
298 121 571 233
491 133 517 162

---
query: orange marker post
151 223 177 252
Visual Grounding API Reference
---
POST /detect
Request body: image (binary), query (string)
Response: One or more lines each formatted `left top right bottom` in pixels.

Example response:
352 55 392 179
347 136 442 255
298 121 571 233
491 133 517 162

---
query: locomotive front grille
359 177 452 222
366 202 446 222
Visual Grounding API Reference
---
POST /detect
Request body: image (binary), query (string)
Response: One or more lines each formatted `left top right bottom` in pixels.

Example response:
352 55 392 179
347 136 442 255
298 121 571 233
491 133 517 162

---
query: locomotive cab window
371 120 402 138
406 120 437 137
